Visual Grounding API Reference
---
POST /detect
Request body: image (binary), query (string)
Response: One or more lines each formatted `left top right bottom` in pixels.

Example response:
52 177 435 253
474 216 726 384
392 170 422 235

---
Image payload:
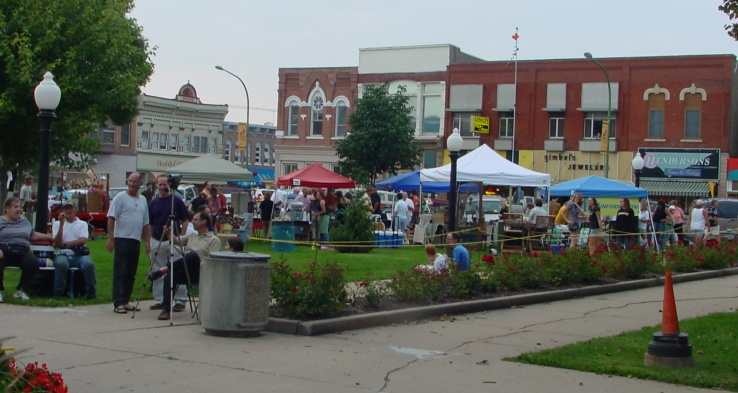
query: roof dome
176 82 201 103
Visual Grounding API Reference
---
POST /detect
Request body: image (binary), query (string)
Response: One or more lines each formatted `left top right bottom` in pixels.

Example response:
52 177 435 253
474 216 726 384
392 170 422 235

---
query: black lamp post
33 72 61 233
632 150 645 188
584 52 613 178
446 128 463 233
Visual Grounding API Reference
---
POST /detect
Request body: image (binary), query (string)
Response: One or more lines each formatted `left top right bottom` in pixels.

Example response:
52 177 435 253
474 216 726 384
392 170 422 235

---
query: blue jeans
53 253 96 298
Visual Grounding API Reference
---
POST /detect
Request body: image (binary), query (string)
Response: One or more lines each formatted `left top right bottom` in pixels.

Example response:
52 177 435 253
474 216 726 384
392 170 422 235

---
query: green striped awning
639 180 709 198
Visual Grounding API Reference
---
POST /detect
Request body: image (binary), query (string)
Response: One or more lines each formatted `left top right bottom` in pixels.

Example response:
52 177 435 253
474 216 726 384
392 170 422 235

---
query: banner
597 197 640 219
471 115 490 134
237 122 247 150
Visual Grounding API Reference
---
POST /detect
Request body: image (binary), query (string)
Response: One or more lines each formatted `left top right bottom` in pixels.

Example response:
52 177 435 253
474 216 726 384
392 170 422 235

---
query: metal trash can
200 251 271 337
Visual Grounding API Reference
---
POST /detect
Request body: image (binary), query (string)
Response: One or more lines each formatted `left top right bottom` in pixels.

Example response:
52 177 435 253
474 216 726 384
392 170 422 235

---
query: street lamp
33 71 61 232
446 128 463 233
215 65 250 154
631 150 645 188
584 52 612 178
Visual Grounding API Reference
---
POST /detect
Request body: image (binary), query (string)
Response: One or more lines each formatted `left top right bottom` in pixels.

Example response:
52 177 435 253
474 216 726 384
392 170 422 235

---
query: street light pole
215 65 250 156
584 52 612 178
33 72 61 233
446 128 463 234
632 150 644 188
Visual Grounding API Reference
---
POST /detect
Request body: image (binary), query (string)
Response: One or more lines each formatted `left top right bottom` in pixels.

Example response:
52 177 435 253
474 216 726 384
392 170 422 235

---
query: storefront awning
639 180 709 198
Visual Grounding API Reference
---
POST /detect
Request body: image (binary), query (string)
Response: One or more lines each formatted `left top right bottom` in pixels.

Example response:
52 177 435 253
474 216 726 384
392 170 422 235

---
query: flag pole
512 27 519 164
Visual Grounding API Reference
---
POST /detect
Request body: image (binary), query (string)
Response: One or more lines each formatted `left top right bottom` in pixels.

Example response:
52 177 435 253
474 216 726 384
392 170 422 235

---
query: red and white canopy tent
277 163 355 189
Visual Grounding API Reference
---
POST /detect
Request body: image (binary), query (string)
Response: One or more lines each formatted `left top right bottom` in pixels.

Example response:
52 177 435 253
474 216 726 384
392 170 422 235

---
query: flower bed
269 241 738 322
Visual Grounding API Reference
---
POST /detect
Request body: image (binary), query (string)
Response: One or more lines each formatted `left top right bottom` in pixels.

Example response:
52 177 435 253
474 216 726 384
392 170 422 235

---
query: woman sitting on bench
147 211 221 320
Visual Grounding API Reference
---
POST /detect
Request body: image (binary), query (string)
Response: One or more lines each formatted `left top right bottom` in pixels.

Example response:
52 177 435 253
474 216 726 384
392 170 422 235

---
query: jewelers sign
638 148 719 180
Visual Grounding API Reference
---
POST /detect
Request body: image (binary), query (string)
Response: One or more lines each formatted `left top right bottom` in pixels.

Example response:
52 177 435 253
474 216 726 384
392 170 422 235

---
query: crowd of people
549 193 720 254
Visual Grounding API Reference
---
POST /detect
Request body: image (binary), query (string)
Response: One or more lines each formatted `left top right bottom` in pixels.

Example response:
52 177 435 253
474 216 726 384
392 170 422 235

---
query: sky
131 0 737 126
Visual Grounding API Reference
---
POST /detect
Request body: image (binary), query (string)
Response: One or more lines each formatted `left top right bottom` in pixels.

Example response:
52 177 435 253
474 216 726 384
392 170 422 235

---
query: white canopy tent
420 144 551 187
167 154 253 185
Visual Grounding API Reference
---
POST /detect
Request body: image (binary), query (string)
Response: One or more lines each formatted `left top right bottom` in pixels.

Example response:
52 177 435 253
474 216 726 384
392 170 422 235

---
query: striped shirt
0 216 33 248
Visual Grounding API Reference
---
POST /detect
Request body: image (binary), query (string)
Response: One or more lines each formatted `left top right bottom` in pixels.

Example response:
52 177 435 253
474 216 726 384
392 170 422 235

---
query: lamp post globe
631 152 644 171
446 128 463 234
33 71 61 232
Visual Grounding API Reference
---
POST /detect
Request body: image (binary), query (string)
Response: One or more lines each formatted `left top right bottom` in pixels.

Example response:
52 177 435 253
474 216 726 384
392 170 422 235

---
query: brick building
222 121 276 167
274 45 737 198
446 54 737 197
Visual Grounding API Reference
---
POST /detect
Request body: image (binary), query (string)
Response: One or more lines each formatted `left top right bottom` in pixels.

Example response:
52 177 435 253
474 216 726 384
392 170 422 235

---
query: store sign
137 153 189 172
639 148 719 180
471 115 490 134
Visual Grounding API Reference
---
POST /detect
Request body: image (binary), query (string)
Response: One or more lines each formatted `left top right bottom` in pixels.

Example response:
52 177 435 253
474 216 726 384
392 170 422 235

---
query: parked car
710 198 738 237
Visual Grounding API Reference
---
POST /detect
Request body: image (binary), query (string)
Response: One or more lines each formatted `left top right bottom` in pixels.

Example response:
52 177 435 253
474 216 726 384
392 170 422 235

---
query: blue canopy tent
376 170 478 193
550 176 647 198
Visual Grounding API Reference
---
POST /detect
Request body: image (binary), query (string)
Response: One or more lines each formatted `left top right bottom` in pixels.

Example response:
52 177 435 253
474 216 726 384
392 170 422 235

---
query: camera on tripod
167 173 182 189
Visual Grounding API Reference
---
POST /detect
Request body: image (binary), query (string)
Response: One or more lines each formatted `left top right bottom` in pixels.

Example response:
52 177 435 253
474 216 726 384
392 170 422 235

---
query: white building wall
359 45 452 74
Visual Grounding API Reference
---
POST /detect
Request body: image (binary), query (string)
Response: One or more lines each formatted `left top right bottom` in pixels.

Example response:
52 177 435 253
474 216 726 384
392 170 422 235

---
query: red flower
358 280 369 287
482 254 495 265
531 251 540 258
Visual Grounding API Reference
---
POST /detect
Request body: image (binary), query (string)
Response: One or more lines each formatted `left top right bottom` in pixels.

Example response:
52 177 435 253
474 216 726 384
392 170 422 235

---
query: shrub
540 249 601 287
491 254 544 291
330 199 375 253
664 246 697 272
598 247 660 280
270 260 347 319
358 280 387 309
389 267 448 303
700 242 732 270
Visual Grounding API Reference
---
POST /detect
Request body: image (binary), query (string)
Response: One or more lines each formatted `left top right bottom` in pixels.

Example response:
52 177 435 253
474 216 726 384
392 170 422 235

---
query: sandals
113 304 141 313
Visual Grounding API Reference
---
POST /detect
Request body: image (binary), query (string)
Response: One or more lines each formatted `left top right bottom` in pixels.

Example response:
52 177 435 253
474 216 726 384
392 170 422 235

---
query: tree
335 85 420 185
0 0 154 200
719 0 738 40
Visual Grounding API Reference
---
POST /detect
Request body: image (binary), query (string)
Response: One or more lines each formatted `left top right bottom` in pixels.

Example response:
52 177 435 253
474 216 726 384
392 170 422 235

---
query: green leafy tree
330 199 375 253
335 84 420 185
720 0 738 40
0 0 154 199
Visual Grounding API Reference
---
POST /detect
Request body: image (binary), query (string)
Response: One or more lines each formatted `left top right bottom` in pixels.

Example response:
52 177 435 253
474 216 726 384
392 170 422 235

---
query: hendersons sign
638 148 719 180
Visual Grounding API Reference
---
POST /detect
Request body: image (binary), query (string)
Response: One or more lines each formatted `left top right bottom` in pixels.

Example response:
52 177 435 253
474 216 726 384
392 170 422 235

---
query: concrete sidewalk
1 275 736 393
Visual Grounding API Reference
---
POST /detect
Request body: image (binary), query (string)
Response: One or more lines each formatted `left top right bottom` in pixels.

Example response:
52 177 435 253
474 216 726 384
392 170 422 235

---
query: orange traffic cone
660 270 679 335
644 269 693 367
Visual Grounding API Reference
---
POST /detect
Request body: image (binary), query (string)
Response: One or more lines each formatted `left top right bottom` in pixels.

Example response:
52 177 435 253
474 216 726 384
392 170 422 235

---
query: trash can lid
209 251 271 261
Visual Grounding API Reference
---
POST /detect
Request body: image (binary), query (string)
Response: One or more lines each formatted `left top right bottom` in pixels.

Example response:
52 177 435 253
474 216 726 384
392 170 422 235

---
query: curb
264 267 738 336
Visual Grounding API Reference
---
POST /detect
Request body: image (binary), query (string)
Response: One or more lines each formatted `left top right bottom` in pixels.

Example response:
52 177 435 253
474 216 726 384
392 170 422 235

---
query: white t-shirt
52 218 89 245
394 200 409 220
404 198 414 214
433 254 448 272
20 185 33 202
107 192 149 241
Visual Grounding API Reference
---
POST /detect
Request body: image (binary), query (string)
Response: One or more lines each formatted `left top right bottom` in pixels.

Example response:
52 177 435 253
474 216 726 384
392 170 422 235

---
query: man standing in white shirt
52 203 96 298
107 172 151 314
403 192 415 227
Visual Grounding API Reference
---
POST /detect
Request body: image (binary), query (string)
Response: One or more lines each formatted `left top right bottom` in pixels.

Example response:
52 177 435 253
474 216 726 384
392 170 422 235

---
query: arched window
311 95 324 136
334 96 350 137
647 93 666 139
285 96 301 136
683 94 702 139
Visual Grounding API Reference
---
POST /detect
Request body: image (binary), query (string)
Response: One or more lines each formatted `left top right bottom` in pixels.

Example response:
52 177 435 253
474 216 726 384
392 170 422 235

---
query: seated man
447 232 470 272
148 211 222 320
52 203 96 298
526 198 548 225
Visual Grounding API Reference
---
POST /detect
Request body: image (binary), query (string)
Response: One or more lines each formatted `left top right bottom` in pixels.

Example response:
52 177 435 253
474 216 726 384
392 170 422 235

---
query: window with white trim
140 131 150 149
335 100 348 137
101 128 115 145
169 134 178 151
452 112 479 136
287 102 299 136
548 115 565 139
499 112 514 138
151 133 160 151
647 93 665 138
583 112 616 139
684 93 702 139
311 95 324 136
421 84 442 135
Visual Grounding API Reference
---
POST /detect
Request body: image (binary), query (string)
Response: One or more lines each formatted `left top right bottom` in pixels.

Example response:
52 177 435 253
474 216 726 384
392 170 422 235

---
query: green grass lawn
513 312 738 392
2 238 474 307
